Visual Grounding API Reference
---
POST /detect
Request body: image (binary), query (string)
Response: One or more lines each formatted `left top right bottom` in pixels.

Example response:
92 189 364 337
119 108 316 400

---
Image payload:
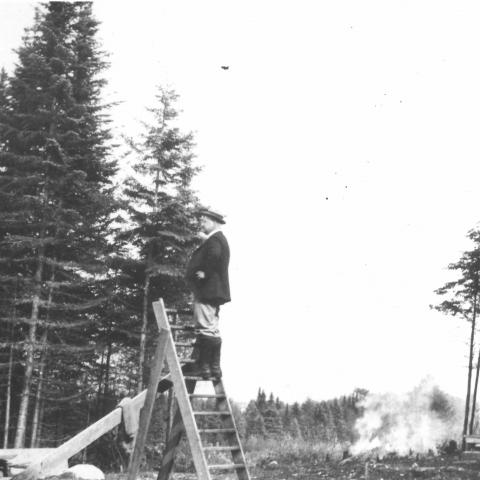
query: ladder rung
180 359 195 364
166 308 193 315
175 342 195 347
198 428 236 434
208 463 246 471
171 325 196 331
189 394 225 399
203 446 240 452
193 411 231 416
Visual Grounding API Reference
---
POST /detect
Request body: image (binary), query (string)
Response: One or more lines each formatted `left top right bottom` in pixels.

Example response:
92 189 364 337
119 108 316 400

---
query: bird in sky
221 66 229 70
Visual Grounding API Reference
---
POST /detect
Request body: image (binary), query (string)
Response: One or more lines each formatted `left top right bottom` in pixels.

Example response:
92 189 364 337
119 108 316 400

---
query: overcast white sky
2 1 480 404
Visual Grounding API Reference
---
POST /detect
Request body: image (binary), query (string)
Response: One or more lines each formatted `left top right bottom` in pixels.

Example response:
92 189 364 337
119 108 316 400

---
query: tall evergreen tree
256 388 267 414
119 86 199 392
433 229 480 449
0 2 117 447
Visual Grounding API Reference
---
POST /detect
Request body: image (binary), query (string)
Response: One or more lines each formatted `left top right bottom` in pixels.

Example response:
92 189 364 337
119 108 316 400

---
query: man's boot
198 335 212 380
210 336 222 380
158 336 208 390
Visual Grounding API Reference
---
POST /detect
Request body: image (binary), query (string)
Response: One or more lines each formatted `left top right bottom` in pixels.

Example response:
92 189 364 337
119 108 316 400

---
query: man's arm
195 238 222 279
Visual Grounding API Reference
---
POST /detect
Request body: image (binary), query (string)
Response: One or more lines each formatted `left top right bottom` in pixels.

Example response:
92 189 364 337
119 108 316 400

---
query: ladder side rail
165 311 179 445
213 380 251 480
153 300 212 480
128 328 169 480
157 388 193 480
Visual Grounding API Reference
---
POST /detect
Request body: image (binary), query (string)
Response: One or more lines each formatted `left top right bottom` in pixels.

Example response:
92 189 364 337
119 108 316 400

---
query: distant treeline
241 388 366 444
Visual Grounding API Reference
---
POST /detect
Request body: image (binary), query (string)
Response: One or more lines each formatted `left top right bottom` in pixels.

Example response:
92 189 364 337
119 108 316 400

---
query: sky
2 1 480 404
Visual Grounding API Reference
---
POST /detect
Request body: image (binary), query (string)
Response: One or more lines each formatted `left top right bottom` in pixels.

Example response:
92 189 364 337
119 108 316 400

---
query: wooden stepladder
130 299 250 480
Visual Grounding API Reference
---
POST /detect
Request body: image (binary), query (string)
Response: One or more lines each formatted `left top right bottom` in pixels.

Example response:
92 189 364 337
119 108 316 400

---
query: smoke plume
351 378 462 455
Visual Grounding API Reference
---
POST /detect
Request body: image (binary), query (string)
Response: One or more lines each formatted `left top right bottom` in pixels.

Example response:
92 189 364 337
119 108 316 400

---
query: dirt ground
249 453 480 480
108 452 480 480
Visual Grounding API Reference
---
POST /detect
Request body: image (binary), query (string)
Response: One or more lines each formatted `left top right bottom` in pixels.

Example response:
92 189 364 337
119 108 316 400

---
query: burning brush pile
351 378 463 457
256 380 475 479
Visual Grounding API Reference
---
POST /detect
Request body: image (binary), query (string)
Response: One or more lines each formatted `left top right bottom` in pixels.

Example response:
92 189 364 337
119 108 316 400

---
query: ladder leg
213 380 251 480
157 381 197 480
157 407 184 480
128 329 169 480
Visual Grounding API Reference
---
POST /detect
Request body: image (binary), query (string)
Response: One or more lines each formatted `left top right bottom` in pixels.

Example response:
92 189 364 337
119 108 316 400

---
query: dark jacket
185 231 231 306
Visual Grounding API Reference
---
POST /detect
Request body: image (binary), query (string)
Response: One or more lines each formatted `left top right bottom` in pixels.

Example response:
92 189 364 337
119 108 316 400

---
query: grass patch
244 436 349 466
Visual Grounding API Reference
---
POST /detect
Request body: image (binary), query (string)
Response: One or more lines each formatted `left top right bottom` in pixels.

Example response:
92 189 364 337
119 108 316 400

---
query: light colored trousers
193 301 220 337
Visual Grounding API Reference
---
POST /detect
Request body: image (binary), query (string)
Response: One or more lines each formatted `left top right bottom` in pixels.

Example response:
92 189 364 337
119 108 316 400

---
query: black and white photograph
1 1 480 479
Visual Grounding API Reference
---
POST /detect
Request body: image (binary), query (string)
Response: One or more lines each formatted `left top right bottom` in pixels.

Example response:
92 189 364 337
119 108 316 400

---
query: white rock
67 464 105 480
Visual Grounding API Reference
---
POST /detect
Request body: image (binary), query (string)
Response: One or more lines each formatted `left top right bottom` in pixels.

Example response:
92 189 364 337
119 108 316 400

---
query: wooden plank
0 450 56 461
12 387 151 480
12 407 121 480
127 328 169 480
153 299 170 331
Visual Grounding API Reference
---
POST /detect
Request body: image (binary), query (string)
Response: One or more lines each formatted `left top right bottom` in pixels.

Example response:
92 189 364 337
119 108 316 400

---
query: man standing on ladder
185 207 230 380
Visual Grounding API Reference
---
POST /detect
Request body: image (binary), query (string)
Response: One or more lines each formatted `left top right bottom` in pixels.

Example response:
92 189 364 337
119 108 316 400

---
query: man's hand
195 270 205 280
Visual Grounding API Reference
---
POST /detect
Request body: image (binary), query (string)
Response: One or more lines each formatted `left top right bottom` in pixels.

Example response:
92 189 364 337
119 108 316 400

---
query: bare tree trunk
463 290 478 449
96 350 105 417
30 330 48 447
103 339 112 401
138 274 150 394
470 344 480 434
14 249 45 448
31 266 55 447
37 399 45 447
4 278 19 449
3 344 14 448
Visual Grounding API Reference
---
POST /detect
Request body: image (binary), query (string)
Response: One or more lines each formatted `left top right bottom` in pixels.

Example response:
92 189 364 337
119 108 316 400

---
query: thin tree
433 229 480 449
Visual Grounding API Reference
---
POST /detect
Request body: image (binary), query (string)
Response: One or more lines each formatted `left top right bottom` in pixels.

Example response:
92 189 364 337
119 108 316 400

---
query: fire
351 378 462 456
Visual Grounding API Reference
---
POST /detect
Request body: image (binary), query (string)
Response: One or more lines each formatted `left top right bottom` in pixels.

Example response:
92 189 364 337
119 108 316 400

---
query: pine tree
331 398 348 443
256 388 267 414
119 86 199 392
0 68 8 117
263 403 282 437
0 2 118 447
433 229 480 448
245 400 266 438
299 398 316 440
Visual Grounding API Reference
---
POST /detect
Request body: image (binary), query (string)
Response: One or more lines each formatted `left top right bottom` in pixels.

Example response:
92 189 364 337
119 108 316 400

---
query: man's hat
198 207 226 224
